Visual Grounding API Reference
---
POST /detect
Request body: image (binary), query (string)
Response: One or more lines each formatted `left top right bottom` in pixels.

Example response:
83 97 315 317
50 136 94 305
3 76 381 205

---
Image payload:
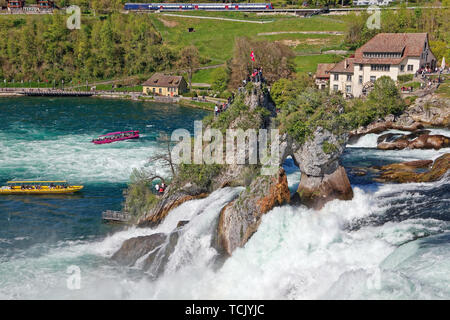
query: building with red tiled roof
329 33 436 97
142 73 188 97
314 63 335 89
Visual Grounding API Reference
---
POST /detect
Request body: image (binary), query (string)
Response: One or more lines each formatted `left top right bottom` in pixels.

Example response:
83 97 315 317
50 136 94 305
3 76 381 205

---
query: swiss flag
250 51 255 62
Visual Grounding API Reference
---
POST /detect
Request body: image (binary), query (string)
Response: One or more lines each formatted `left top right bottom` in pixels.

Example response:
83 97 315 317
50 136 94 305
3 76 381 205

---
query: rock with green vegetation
137 183 208 227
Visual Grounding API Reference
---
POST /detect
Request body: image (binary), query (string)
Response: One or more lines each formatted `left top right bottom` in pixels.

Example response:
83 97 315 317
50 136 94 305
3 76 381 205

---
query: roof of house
142 73 184 88
353 33 429 64
329 58 355 74
315 63 335 79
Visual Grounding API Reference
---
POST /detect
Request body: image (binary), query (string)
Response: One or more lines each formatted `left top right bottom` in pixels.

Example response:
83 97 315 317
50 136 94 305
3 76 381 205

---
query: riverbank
0 90 217 112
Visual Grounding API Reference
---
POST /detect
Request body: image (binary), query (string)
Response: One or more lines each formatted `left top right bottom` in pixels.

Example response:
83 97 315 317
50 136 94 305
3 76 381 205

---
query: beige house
142 73 188 97
329 33 436 97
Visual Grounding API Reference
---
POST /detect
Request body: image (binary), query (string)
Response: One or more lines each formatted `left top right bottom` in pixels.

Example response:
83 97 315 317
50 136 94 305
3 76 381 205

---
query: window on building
400 65 405 72
152 88 155 93
359 75 363 84
347 75 352 82
159 88 162 94
407 65 413 71
333 85 338 91
359 64 363 70
363 52 401 59
346 85 351 93
370 76 376 83
370 64 390 71
334 74 338 81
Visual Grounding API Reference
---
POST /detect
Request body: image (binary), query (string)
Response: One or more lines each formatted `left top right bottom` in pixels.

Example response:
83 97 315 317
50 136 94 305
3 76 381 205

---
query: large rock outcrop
286 127 353 209
217 168 290 256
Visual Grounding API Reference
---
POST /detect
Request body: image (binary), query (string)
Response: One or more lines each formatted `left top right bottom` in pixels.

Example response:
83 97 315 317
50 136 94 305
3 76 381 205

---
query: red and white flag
250 51 255 62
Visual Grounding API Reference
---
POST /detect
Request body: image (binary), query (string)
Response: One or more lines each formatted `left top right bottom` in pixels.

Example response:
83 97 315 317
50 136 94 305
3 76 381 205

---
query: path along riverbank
0 88 219 111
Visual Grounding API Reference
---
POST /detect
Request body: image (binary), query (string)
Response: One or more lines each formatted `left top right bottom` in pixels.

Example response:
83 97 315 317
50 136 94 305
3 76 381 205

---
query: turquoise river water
0 97 448 299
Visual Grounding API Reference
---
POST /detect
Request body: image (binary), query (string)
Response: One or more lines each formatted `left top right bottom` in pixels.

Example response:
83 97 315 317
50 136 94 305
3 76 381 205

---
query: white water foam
0 178 447 299
0 131 167 183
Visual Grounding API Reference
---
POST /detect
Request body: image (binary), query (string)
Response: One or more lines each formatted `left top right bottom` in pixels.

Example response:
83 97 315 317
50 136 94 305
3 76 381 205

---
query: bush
176 163 223 191
125 168 160 220
218 90 232 99
183 91 198 97
397 74 414 83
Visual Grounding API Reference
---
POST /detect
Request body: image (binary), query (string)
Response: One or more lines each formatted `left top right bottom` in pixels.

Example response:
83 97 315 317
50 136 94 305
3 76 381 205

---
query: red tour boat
92 130 139 144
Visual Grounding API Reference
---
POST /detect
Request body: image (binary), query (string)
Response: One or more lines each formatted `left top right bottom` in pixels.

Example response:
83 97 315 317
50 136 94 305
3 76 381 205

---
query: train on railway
123 2 275 11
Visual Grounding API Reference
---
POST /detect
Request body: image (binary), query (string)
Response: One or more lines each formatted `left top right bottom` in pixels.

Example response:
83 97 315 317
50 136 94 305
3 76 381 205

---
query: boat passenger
155 184 159 194
159 186 164 195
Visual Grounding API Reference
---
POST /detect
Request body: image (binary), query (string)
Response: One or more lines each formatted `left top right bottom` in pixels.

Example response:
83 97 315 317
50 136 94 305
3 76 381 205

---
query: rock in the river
111 221 189 276
378 133 450 150
217 168 290 256
374 153 449 183
297 165 353 209
111 233 166 266
292 127 346 177
286 127 353 209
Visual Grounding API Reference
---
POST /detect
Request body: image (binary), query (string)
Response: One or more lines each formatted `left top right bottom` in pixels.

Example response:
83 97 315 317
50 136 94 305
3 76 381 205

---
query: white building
329 33 436 97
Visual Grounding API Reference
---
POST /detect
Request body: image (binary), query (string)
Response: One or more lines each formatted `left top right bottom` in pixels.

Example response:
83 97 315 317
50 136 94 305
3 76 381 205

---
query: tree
229 37 294 88
430 41 450 65
211 67 229 93
177 45 199 90
367 76 405 116
270 73 314 110
149 132 176 178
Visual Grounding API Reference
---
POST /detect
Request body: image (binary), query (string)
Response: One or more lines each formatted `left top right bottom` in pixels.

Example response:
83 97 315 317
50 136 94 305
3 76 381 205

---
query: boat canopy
100 131 138 137
6 180 67 184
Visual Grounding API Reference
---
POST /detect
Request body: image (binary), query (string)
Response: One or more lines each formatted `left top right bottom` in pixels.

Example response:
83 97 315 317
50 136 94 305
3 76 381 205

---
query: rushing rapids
0 97 449 299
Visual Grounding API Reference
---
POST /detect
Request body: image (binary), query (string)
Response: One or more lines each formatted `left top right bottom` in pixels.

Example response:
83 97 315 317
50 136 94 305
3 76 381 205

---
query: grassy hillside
150 13 351 64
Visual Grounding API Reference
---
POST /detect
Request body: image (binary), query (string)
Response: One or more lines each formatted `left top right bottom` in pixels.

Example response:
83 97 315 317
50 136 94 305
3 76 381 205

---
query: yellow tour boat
0 181 84 195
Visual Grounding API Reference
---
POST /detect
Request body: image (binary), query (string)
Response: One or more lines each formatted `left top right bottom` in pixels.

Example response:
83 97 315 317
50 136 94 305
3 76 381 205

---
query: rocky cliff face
408 94 450 127
120 82 354 264
216 168 290 256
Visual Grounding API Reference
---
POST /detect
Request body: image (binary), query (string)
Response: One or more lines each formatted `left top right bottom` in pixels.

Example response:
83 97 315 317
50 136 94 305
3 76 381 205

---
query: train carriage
124 3 274 11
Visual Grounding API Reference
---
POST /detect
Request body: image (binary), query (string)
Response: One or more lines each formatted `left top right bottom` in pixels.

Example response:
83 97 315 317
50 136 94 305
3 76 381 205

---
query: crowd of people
154 182 167 195
92 131 138 143
242 67 264 86
214 94 234 117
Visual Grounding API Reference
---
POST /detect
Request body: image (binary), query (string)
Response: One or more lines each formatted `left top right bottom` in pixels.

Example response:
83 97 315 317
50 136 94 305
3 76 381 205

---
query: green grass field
293 54 344 73
150 13 351 65
151 12 352 84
